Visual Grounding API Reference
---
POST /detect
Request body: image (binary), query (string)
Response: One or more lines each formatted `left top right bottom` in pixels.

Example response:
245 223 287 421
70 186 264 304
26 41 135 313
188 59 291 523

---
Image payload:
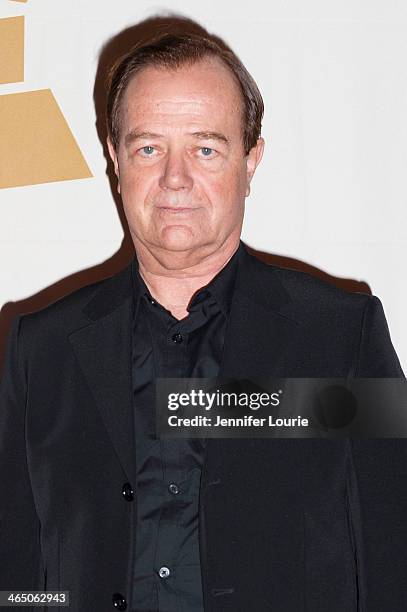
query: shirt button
112 592 127 610
172 332 183 343
121 482 134 501
168 483 180 495
158 566 171 579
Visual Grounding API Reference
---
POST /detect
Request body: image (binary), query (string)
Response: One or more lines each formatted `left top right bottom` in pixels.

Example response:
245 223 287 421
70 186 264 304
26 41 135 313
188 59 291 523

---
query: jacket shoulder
248 254 403 376
17 261 132 337
249 252 371 312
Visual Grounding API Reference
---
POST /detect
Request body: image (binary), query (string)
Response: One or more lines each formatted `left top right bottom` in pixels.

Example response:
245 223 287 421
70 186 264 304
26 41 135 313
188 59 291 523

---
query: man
0 29 405 612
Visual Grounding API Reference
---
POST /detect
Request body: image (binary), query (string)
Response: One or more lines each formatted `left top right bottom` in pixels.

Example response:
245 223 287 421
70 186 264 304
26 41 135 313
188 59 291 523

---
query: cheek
120 166 156 209
121 164 145 190
207 163 247 203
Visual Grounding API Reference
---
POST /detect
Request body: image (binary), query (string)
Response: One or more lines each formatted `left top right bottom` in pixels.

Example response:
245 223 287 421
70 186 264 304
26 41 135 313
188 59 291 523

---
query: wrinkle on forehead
129 98 220 116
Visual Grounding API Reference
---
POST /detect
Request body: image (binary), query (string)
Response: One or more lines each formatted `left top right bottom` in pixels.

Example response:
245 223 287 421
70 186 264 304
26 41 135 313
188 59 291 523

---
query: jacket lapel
218 243 299 380
68 262 137 486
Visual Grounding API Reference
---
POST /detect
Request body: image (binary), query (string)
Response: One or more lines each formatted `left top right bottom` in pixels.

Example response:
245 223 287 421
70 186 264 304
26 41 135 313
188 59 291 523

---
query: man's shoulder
247 255 400 375
274 264 368 304
246 250 372 314
18 261 132 337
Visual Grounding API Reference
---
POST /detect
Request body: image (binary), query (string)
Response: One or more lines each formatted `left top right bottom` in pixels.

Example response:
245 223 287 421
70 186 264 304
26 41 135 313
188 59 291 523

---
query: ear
107 137 121 194
245 137 265 197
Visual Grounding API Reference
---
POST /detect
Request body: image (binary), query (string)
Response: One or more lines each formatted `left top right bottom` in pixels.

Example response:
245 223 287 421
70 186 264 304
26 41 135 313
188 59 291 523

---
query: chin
158 226 202 252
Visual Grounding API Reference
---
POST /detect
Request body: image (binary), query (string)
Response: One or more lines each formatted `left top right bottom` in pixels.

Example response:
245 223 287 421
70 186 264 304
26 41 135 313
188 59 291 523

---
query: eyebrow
190 131 229 144
124 130 161 146
124 129 230 148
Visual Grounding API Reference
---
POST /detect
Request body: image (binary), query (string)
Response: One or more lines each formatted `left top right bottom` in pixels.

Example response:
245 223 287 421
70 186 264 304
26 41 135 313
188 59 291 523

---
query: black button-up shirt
130 243 242 611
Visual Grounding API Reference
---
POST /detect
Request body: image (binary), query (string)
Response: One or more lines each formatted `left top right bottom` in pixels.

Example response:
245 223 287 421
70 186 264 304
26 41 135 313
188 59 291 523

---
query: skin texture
107 56 264 319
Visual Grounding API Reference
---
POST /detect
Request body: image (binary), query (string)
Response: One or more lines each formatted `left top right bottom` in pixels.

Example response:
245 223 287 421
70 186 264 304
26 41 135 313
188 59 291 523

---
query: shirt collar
131 240 244 318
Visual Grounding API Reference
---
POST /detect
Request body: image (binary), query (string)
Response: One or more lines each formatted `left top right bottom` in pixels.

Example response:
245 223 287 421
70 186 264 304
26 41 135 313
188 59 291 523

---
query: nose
159 148 193 191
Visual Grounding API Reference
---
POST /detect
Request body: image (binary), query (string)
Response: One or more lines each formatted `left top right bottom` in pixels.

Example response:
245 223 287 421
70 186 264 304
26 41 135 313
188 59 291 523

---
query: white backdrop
1 0 406 371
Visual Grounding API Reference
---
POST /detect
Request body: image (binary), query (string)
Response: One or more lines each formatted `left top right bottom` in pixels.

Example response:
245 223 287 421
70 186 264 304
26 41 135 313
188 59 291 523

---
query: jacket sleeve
349 296 407 610
355 295 404 377
0 315 44 592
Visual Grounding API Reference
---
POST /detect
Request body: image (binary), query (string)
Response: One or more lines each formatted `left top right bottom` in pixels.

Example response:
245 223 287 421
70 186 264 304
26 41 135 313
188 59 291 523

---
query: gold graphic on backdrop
0 89 92 188
1 2 92 189
0 16 24 84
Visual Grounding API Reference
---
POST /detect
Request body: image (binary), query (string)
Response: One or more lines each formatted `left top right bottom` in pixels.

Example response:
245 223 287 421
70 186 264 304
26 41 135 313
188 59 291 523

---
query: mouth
156 206 198 213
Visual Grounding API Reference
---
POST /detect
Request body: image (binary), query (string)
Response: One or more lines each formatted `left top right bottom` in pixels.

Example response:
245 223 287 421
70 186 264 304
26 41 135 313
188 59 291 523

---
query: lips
157 206 197 212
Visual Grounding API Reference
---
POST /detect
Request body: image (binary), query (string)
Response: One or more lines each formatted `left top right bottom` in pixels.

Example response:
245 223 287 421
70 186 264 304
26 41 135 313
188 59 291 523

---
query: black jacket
0 242 405 611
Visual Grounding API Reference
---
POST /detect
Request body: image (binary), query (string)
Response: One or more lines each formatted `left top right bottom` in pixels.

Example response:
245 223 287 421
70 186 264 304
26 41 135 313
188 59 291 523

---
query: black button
121 482 134 501
172 332 183 343
168 483 180 495
112 592 127 610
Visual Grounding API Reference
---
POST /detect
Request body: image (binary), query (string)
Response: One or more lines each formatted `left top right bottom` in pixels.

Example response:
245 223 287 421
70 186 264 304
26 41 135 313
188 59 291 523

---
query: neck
134 239 240 320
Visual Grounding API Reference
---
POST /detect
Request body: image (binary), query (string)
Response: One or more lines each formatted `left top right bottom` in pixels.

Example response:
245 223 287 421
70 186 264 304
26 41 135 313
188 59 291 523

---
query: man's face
107 56 264 265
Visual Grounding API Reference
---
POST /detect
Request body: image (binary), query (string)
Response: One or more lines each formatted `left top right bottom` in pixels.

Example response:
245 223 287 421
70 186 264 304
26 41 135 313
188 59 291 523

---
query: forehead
119 57 243 134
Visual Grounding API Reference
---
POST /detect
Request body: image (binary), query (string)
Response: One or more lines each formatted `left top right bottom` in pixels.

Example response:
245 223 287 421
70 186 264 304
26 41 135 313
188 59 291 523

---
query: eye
198 147 217 158
140 146 155 156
